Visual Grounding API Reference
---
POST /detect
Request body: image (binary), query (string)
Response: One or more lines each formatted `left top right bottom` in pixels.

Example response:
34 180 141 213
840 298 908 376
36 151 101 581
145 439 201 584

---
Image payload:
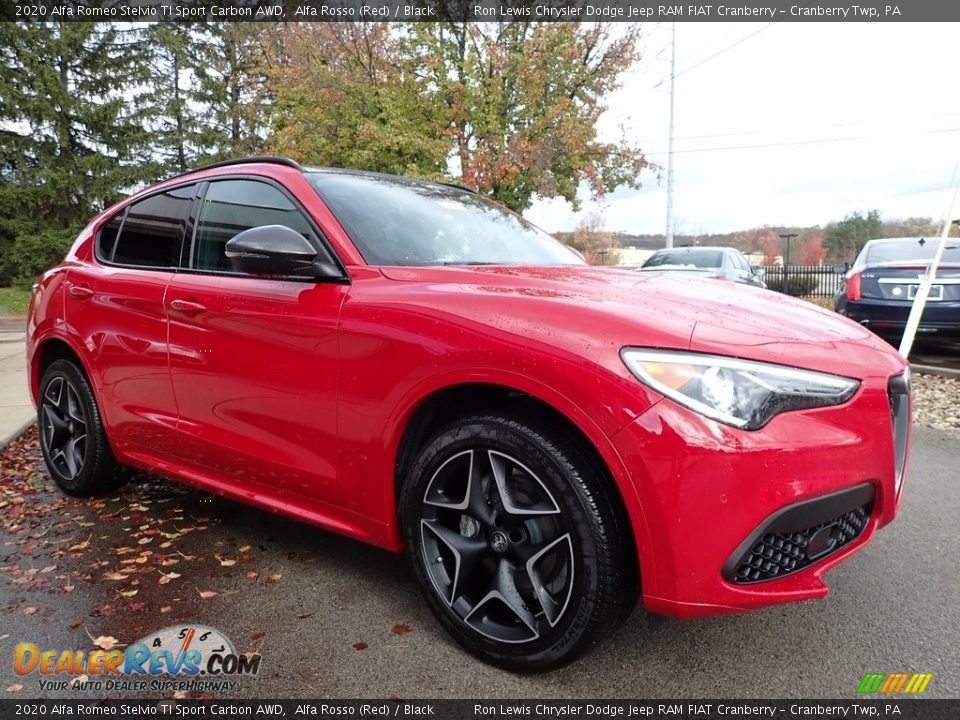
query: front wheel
400 414 634 672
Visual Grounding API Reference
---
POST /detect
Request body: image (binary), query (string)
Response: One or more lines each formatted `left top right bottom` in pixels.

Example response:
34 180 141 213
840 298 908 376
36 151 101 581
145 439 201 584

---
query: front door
165 178 347 505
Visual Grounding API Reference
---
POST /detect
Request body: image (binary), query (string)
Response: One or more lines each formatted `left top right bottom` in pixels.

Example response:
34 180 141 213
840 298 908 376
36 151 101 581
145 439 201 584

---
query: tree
142 24 208 174
194 24 270 158
824 210 882 262
0 22 151 282
760 231 781 266
263 23 449 178
801 232 827 265
408 22 648 211
264 22 649 213
567 211 619 265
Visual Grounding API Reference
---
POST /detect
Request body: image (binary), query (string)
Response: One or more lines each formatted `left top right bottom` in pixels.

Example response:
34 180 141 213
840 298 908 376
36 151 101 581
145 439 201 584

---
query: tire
38 359 126 497
399 413 635 672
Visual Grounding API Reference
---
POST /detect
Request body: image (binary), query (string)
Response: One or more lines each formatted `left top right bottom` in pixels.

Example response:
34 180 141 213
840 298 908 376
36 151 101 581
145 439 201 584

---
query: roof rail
438 181 477 194
168 156 304 180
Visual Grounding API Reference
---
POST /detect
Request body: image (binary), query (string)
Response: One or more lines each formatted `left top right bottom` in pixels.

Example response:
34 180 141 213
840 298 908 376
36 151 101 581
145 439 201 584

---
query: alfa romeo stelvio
27 157 911 671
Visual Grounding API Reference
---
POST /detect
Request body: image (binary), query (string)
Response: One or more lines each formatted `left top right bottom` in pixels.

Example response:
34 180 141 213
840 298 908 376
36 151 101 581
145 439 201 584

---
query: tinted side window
96 210 126 261
111 185 196 267
193 180 315 273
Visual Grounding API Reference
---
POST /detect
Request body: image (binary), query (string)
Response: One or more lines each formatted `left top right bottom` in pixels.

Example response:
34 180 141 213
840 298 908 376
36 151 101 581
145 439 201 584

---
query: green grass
0 286 31 316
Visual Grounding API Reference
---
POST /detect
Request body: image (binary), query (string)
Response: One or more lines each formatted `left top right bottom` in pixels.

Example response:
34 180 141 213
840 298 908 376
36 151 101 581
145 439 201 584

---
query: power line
654 23 776 88
645 125 960 156
647 110 960 144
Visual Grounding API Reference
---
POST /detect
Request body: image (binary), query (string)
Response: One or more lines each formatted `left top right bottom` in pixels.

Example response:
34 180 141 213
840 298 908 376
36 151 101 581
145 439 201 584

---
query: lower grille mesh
732 504 870 584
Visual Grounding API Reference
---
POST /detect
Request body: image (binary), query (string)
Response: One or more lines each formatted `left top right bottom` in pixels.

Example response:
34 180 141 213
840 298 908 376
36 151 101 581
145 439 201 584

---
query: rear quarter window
99 184 197 268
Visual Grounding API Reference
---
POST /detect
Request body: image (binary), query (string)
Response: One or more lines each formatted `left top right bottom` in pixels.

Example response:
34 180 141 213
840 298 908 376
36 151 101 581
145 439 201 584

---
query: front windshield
309 172 582 266
867 239 960 264
643 249 723 269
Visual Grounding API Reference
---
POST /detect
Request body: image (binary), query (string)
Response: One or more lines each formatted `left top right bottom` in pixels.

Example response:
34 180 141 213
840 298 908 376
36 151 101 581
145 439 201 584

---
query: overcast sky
524 22 960 236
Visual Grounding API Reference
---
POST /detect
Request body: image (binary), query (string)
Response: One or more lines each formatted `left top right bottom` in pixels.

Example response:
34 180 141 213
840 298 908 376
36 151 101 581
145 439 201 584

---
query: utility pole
780 233 798 295
665 22 676 249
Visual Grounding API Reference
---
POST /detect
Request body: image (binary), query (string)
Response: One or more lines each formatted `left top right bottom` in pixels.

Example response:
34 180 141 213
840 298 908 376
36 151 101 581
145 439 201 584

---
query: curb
0 316 28 331
911 363 960 381
0 418 34 451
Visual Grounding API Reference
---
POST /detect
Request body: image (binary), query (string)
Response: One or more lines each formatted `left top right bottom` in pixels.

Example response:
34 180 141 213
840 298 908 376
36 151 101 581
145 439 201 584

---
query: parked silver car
640 246 767 288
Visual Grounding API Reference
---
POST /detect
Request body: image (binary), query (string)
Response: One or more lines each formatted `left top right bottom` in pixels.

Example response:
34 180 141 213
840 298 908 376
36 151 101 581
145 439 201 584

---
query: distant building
616 247 656 267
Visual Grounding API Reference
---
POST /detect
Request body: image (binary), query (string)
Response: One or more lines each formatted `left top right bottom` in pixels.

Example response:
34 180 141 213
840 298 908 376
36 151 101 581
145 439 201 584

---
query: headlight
620 349 860 430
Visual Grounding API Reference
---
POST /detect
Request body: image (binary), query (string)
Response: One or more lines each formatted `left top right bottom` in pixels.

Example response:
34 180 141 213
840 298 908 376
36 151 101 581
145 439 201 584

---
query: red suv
27 157 911 671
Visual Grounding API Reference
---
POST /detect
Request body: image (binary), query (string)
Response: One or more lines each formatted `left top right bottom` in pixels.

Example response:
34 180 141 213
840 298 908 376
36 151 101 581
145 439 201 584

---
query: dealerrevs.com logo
856 673 933 694
14 625 261 693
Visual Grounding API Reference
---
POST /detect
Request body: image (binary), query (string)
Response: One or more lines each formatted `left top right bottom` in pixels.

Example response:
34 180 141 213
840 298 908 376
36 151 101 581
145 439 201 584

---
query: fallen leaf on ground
67 619 83 630
160 606 172 613
69 675 88 687
118 589 138 598
391 623 413 636
68 535 92 552
22 607 37 615
353 641 368 651
238 545 251 553
197 589 218 599
251 631 266 641
266 573 282 584
6 684 23 693
93 636 120 651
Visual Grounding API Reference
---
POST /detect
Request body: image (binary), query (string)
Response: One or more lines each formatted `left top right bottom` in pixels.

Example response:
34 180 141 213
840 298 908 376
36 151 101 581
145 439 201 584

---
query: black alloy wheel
401 413 635 672
41 375 87 482
38 359 125 497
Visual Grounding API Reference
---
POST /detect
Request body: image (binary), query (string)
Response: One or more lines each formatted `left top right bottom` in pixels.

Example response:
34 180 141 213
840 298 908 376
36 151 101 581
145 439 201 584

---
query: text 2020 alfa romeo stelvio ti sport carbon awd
26 158 911 672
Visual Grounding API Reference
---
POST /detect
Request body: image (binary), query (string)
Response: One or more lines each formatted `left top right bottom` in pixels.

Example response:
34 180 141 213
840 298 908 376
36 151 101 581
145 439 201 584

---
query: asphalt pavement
0 425 957 700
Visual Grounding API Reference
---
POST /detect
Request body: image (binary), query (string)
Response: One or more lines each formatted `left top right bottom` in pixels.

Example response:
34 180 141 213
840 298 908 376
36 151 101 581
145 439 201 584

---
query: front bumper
612 368 910 619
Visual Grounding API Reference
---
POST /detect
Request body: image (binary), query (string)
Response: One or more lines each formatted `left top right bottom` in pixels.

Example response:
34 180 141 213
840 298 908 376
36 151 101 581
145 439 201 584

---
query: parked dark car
835 237 960 340
640 246 766 288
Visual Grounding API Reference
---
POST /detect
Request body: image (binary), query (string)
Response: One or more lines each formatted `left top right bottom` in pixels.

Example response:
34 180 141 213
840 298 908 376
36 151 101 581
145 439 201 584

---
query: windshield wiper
437 261 502 266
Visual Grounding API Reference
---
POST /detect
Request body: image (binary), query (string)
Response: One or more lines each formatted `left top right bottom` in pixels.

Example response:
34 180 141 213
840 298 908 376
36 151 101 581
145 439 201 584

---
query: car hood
378 265 903 377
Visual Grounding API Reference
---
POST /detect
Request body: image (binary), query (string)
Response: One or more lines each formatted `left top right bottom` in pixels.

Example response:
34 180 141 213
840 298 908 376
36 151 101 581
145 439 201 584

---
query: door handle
169 298 207 316
68 283 94 300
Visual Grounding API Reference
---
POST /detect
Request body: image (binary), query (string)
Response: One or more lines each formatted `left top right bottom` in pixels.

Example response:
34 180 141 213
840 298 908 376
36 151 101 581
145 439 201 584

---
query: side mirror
224 225 340 279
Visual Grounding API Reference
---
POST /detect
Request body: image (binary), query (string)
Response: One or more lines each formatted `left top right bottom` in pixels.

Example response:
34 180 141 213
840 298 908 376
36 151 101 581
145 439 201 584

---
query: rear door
165 177 348 505
65 184 196 457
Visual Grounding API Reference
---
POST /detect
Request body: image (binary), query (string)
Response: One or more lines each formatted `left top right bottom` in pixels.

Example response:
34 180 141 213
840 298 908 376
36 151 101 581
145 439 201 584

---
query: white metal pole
665 22 676 249
898 185 960 358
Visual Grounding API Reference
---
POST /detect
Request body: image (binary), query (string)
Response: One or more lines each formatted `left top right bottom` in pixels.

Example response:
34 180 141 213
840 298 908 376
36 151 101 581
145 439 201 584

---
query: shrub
9 224 79 285
765 274 818 297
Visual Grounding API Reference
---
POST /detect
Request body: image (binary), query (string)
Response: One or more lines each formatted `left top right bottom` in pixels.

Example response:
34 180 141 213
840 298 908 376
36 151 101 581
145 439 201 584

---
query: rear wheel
400 413 634 672
38 359 126 497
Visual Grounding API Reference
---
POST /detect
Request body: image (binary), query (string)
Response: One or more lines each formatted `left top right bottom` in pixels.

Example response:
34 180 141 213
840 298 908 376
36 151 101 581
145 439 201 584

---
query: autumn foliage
263 23 648 212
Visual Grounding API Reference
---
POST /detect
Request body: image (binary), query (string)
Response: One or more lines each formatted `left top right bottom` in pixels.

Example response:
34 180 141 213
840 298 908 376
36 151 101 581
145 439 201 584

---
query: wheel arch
387 376 651 595
32 336 89 398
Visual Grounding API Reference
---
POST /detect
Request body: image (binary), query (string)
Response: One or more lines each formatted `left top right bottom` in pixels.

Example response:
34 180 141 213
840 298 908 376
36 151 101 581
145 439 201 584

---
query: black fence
755 264 848 298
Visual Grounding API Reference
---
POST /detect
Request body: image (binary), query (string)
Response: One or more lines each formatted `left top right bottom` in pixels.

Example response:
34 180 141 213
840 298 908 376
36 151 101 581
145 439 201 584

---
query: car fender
378 366 657 593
